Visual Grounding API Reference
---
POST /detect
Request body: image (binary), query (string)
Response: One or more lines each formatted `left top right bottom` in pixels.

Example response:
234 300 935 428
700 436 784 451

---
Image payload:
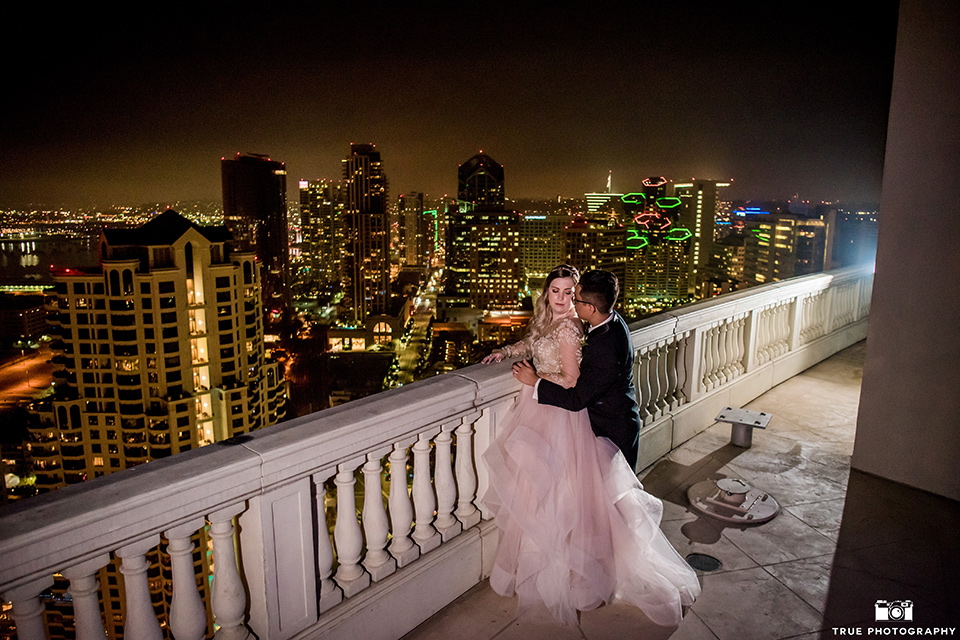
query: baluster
63 555 110 640
734 316 746 373
455 415 481 530
675 332 689 404
116 536 163 640
635 348 650 422
711 324 723 385
804 296 815 341
333 461 370 597
411 431 441 554
756 307 769 364
434 424 463 541
362 450 397 581
388 442 419 566
208 504 252 639
656 342 670 413
647 345 662 419
714 323 729 386
164 519 207 640
311 470 343 612
3 576 54 640
665 338 680 408
724 319 737 379
778 303 790 353
702 325 716 390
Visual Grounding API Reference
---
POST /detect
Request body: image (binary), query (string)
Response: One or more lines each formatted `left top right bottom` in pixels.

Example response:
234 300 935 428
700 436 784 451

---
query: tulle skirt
482 386 701 627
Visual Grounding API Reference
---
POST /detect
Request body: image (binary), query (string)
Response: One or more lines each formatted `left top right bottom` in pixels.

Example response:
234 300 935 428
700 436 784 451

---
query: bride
481 264 701 627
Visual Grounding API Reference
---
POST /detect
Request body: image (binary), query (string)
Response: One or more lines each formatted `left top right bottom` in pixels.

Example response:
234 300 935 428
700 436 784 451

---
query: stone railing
0 265 873 640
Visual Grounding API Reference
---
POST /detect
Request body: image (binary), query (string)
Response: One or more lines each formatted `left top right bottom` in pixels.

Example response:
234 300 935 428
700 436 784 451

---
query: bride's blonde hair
526 264 580 343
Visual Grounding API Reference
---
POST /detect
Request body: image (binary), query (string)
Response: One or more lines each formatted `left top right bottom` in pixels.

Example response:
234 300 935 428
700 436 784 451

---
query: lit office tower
741 213 827 284
342 143 390 322
622 178 694 315
520 211 570 289
674 179 730 290
398 191 429 269
561 218 627 291
221 153 290 324
299 179 344 288
29 210 286 637
446 152 523 309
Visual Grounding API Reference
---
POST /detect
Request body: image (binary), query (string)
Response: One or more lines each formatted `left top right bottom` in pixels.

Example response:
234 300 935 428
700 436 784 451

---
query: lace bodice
501 314 584 388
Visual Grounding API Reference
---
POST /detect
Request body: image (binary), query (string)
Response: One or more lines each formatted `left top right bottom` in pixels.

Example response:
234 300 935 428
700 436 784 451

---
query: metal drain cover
686 553 722 572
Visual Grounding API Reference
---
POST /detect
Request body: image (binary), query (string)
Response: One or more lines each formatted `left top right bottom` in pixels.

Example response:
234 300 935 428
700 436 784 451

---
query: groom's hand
512 360 539 386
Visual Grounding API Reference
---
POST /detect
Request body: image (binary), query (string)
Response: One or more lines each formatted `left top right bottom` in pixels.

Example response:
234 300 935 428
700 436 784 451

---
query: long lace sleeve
500 337 531 359
538 320 582 389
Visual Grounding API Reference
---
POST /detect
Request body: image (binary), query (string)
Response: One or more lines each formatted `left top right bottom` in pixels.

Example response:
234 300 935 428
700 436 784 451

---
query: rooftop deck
402 341 960 640
2 266 902 640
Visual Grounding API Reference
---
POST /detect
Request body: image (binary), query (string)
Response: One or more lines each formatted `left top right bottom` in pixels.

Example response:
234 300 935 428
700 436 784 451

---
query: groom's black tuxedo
537 312 642 469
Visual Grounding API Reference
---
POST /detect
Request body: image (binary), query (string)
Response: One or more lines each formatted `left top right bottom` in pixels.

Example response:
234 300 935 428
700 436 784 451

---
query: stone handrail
0 264 873 640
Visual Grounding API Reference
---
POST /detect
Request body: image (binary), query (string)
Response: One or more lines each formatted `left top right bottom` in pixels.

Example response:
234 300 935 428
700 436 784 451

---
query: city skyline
1 4 899 208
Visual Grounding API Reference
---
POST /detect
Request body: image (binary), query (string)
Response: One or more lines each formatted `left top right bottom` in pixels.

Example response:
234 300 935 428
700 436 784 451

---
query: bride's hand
482 351 504 364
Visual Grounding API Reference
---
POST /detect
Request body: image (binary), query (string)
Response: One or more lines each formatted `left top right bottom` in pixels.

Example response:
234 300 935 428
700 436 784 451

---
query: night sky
1 3 900 208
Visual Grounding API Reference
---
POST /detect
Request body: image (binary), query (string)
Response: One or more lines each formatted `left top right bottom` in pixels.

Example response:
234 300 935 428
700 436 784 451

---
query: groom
514 269 642 469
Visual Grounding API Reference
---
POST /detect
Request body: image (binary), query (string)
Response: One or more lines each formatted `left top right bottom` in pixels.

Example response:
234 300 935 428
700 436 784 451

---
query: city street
0 344 55 408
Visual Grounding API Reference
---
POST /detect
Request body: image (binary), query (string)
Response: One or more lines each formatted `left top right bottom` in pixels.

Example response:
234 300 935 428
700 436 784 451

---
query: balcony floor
402 341 960 639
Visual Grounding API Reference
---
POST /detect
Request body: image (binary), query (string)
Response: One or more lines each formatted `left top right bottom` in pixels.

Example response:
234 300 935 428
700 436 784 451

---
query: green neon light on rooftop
626 230 650 250
621 193 646 204
666 227 693 241
424 209 438 217
656 197 681 209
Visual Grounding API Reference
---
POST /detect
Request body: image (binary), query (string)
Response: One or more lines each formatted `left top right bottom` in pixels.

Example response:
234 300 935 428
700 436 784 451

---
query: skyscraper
675 179 730 290
741 213 827 284
457 151 504 207
299 179 344 289
221 153 290 326
341 143 390 322
622 178 695 315
446 153 523 310
30 210 286 637
561 218 627 290
398 191 428 269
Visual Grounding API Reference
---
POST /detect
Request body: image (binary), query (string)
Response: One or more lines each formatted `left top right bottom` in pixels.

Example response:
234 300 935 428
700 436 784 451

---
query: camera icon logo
875 600 913 621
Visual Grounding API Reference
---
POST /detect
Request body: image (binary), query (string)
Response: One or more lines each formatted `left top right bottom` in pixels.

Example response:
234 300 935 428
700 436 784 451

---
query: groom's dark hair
579 270 619 314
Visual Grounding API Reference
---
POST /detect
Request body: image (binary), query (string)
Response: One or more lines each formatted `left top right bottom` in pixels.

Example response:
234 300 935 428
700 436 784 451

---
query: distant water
0 236 100 285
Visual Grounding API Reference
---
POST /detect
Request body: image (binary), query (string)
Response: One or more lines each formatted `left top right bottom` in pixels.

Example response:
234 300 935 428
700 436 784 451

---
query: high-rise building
398 191 429 269
674 179 730 289
561 218 627 293
221 153 290 325
29 210 286 638
445 153 523 310
299 179 344 289
457 151 504 208
520 211 570 289
823 206 879 269
741 213 827 284
622 178 695 315
341 144 390 322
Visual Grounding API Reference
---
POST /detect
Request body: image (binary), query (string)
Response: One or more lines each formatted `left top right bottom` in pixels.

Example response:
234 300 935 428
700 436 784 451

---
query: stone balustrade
0 265 873 640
